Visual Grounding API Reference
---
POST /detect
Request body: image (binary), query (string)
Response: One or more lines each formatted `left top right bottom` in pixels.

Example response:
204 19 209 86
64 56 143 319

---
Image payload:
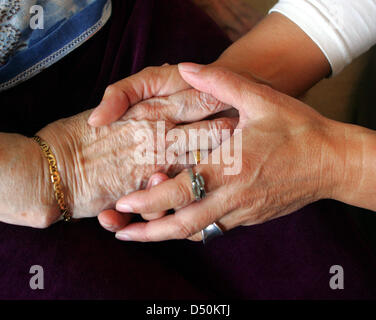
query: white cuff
269 0 376 76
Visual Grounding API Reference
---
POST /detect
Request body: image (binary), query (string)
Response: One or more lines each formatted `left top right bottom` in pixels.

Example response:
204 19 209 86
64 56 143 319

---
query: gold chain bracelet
32 136 72 222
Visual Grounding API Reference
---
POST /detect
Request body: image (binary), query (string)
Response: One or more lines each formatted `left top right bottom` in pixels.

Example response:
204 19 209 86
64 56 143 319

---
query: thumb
178 63 262 120
88 65 189 127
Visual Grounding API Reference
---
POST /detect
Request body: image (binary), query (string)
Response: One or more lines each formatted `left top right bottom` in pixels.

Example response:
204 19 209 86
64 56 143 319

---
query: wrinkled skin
35 91 237 226
94 64 354 242
88 65 238 127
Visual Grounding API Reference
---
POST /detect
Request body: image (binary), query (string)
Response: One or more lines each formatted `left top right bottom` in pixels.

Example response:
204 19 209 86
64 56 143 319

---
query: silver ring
201 222 224 245
188 168 206 201
187 161 223 244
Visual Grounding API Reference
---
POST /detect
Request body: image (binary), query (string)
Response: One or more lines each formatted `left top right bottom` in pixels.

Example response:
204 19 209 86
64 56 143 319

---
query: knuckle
208 118 233 147
257 83 274 94
208 127 221 148
211 68 228 81
133 101 156 117
211 118 235 133
104 84 119 96
188 233 202 242
251 83 276 101
139 199 154 214
174 180 193 206
201 209 219 228
141 66 163 82
197 91 223 114
174 219 193 239
142 66 155 74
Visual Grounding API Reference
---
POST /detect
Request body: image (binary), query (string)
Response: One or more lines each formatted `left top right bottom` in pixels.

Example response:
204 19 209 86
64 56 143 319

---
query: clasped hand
90 63 345 242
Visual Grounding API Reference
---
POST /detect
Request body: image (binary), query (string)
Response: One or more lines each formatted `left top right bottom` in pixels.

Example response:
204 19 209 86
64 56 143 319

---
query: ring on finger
188 167 206 201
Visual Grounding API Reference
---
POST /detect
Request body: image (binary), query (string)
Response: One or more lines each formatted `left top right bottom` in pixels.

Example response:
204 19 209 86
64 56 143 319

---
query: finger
115 189 233 242
88 65 189 127
123 88 232 123
116 163 220 215
188 207 246 241
178 63 269 122
187 220 230 242
116 170 195 214
116 123 240 215
98 174 170 231
121 126 241 215
140 173 169 221
186 232 202 242
186 206 259 242
164 117 238 162
140 212 167 221
165 150 208 178
145 172 169 189
144 150 206 194
173 117 238 151
98 210 133 232
174 152 203 170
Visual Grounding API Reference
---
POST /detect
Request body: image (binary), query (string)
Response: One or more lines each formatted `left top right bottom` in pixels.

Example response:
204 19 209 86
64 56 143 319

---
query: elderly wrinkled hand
98 63 350 242
2 93 236 228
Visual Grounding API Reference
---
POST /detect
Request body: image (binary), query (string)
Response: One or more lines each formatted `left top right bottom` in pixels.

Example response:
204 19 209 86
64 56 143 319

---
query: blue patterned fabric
0 0 111 91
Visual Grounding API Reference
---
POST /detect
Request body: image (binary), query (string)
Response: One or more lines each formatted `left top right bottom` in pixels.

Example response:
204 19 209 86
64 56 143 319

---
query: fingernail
178 63 203 74
88 111 99 126
101 223 115 232
115 232 132 241
116 203 133 212
100 222 112 228
151 178 162 187
88 102 104 126
147 177 160 189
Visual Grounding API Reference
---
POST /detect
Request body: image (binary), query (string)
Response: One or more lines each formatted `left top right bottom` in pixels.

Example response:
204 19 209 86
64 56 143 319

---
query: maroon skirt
0 0 375 299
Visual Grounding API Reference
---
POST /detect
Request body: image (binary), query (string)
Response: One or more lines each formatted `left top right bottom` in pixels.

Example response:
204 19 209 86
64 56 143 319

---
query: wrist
329 121 376 210
36 121 77 220
28 136 63 226
210 58 267 85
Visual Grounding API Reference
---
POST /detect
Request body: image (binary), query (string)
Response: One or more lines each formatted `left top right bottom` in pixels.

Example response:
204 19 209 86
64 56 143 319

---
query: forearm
0 133 59 227
212 12 331 96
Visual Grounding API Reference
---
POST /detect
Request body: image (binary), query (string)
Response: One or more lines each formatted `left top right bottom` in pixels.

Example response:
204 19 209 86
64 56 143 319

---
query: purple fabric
1 0 376 299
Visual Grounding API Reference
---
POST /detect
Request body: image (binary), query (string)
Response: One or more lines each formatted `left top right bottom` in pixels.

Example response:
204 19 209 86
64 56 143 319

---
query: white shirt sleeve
269 0 376 76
